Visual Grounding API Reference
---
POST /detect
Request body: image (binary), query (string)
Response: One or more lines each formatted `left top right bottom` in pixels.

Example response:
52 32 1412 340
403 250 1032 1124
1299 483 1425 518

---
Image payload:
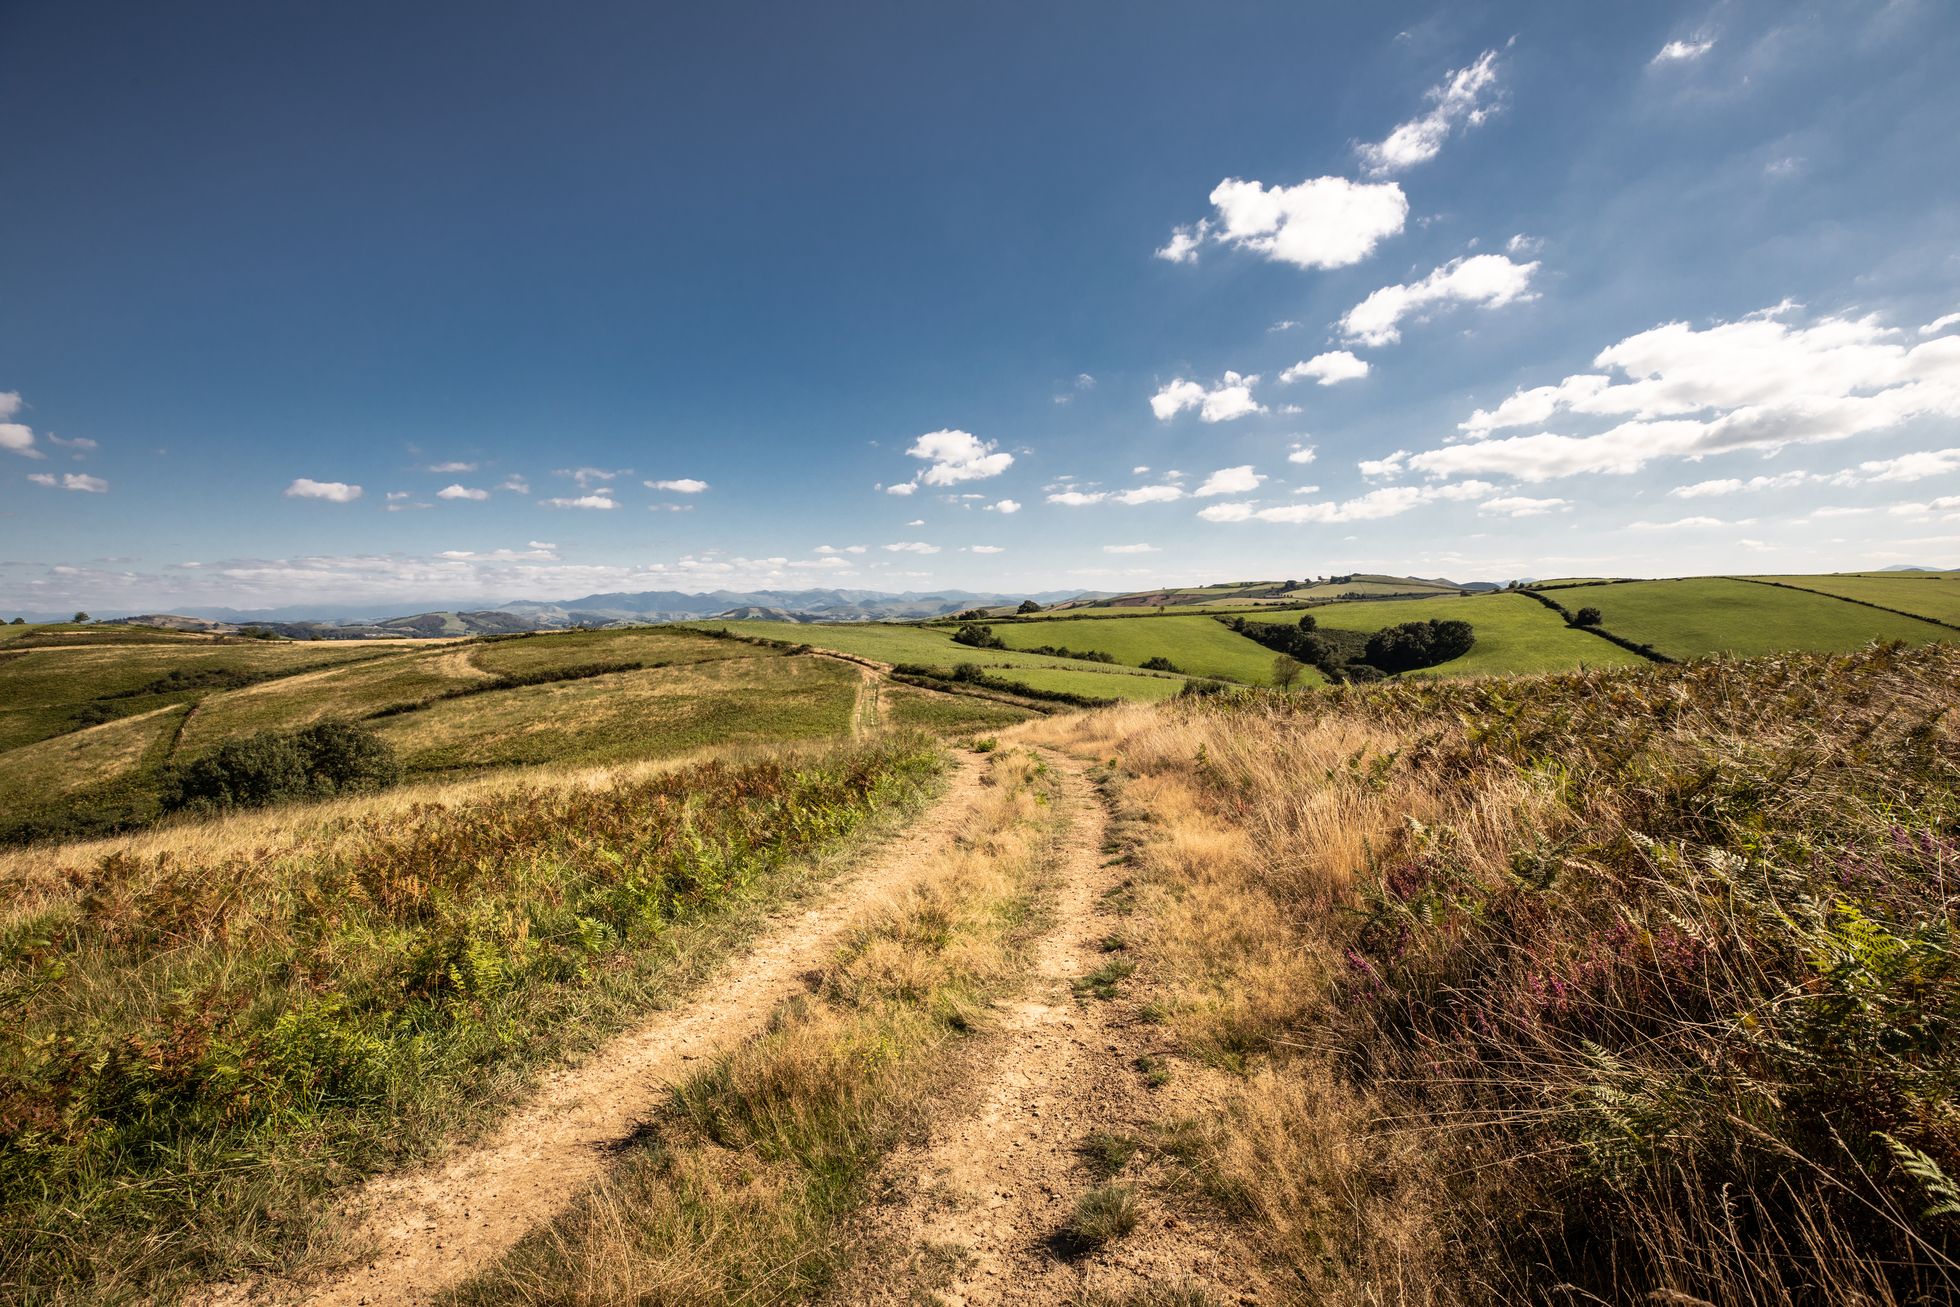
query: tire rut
202 753 989 1307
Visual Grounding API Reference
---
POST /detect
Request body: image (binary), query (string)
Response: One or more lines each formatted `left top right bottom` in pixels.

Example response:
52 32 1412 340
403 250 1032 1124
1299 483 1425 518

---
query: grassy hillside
1742 571 1960 624
0 737 945 1300
1030 642 1960 1303
1547 577 1951 658
990 613 1317 685
1303 591 1649 674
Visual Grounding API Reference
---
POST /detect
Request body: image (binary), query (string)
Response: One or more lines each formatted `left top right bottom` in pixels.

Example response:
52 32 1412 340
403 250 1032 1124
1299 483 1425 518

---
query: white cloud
1075 373 1096 390
967 544 1006 554
1356 49 1503 176
1150 372 1264 422
646 477 710 493
1670 472 1817 498
541 491 617 510
815 544 869 555
1288 444 1318 465
1155 219 1209 264
1629 516 1727 529
27 472 109 493
882 541 940 554
529 541 556 550
499 476 531 494
985 498 1021 514
1923 313 1960 336
437 484 490 501
1413 310 1960 483
1195 465 1264 497
1200 480 1495 525
907 518 925 526
1653 36 1716 64
1281 351 1371 386
1165 176 1409 270
1103 543 1160 554
1047 490 1107 507
1478 495 1568 517
884 481 916 495
1341 254 1539 347
47 434 96 451
1114 484 1185 505
386 501 433 512
557 466 628 487
648 503 694 513
897 429 1013 489
1852 447 1960 483
386 490 412 501
284 478 362 503
428 461 477 473
1505 233 1544 256
0 392 19 421
1357 450 1409 478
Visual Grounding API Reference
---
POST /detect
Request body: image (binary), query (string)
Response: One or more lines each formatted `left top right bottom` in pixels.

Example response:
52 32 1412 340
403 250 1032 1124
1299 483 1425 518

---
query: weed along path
207 754 990 1307
842 750 1257 1305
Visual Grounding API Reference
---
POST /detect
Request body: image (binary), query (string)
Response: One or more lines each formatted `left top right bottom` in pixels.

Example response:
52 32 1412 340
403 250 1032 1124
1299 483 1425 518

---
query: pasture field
1741 572 1960 624
990 612 1313 684
1302 591 1649 675
881 683 1037 733
374 655 858 771
1547 576 1951 658
468 626 757 676
987 665 1192 701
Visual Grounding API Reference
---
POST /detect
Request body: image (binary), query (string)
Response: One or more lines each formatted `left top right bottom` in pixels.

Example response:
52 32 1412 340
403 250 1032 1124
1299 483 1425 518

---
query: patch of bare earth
201 754 989 1307
839 750 1261 1305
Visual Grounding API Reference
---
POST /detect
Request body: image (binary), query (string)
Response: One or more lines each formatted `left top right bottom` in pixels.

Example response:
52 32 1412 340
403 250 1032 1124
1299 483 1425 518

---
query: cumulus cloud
1115 484 1185 505
499 476 530 494
1924 313 1960 336
1630 516 1727 529
1047 490 1107 507
1670 472 1818 498
428 461 477 473
882 541 940 554
1356 49 1503 176
1160 177 1408 270
1150 372 1264 422
883 481 917 495
1195 465 1264 497
1358 450 1409 478
1653 36 1716 64
557 466 628 487
27 472 108 493
541 491 617 509
285 478 362 502
1288 444 1318 465
1 392 41 458
47 434 96 451
647 477 709 493
1413 309 1960 483
1103 543 1160 554
437 484 490 501
1851 448 1960 483
985 498 1021 514
1281 351 1371 386
886 429 1013 495
815 544 868 554
967 544 1006 554
1341 254 1539 347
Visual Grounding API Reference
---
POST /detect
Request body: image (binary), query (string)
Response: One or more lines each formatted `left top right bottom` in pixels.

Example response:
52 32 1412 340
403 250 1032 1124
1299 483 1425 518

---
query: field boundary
1517 587 1675 663
1724 574 1960 634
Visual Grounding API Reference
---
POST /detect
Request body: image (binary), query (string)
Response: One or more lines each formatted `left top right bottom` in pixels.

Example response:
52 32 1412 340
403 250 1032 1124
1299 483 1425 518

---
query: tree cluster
164 721 402 812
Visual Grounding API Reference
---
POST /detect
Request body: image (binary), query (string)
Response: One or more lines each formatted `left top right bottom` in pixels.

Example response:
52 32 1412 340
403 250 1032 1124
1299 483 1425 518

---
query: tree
1017 599 1042 614
1141 655 1180 672
1575 607 1603 627
8 617 23 625
951 622 1005 650
1297 612 1318 631
72 611 89 623
1271 653 1305 689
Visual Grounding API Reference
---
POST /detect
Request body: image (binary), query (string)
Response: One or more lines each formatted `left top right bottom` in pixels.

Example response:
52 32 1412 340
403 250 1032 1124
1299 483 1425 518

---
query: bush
1297 612 1318 630
951 622 1005 650
1017 599 1043 614
1363 619 1475 673
1141 655 1181 672
1574 606 1603 627
165 721 401 812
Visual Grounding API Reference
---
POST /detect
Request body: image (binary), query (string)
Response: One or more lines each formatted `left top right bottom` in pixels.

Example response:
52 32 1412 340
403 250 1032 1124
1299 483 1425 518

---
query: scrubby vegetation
1234 614 1473 681
0 738 942 1300
1037 642 1960 1303
162 720 401 811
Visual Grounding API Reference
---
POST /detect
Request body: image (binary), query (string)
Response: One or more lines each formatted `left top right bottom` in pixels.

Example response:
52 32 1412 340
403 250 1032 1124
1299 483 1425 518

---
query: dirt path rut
212 754 987 1307
844 750 1255 1304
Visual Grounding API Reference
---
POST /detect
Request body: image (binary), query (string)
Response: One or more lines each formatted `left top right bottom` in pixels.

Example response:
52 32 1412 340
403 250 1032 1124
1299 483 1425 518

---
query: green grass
699 619 1093 672
881 684 1038 733
0 738 946 1302
1742 573 1960 625
173 646 499 753
990 614 1313 685
983 666 1191 702
1302 592 1648 675
468 627 756 677
1547 577 1951 658
374 655 858 771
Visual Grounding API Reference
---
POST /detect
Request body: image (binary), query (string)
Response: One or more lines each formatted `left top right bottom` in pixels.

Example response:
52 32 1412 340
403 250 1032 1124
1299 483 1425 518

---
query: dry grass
1032 644 1960 1304
449 747 1066 1305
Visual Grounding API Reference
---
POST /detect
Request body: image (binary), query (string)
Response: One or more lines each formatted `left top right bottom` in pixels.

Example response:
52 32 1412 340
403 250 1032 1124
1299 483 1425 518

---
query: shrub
1574 606 1603 627
165 721 401 812
1271 654 1305 689
1297 612 1318 630
1141 655 1180 672
1363 619 1474 673
1017 599 1043 614
951 623 1005 650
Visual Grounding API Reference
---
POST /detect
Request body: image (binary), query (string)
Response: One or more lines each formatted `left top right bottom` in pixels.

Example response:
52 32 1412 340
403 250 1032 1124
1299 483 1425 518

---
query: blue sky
3 0 1958 613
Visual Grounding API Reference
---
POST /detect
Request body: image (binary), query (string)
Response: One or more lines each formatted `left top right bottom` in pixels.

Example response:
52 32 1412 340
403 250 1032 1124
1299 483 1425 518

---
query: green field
984 665 1192 701
1549 578 1952 658
1301 592 1649 675
1740 573 1960 625
991 613 1317 685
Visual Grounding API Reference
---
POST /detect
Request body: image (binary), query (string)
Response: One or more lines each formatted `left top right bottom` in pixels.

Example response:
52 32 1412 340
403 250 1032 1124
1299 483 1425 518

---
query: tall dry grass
450 747 1065 1305
1035 643 1960 1305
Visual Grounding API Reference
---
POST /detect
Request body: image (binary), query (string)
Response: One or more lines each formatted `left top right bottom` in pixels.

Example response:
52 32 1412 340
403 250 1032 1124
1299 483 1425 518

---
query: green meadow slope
1545 577 1952 659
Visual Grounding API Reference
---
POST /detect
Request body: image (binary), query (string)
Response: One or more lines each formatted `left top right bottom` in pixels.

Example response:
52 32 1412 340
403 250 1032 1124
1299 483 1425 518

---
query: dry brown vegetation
1028 642 1960 1305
